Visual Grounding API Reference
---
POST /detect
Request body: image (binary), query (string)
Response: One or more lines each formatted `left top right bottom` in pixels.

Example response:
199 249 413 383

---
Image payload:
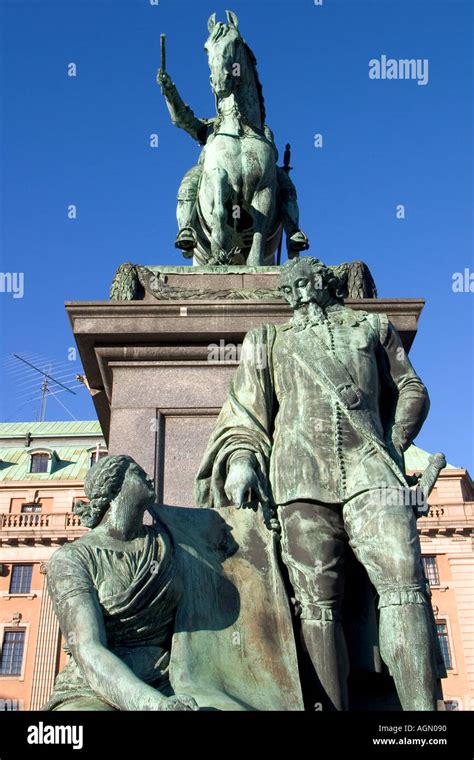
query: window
21 503 41 513
9 565 33 594
436 622 453 670
422 555 440 586
90 449 107 467
30 453 49 474
0 630 25 676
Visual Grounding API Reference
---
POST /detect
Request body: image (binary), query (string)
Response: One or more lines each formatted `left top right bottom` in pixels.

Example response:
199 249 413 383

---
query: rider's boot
287 230 310 258
277 168 310 259
175 226 197 258
176 196 198 257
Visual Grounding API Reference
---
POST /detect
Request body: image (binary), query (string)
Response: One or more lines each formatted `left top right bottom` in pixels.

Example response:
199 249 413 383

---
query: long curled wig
278 256 344 303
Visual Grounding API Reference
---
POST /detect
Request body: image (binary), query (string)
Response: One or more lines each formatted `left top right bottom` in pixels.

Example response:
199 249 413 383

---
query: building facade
411 447 474 711
0 422 472 710
0 422 105 710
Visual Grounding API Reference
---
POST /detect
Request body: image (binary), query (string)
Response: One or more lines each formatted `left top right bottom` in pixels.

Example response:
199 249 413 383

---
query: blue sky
0 0 472 469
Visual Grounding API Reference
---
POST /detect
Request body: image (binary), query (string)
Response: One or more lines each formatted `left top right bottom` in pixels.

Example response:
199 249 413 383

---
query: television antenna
12 354 76 422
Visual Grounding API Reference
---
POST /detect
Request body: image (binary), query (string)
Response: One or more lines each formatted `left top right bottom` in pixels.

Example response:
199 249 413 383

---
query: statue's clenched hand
156 69 175 96
386 424 407 472
224 459 268 508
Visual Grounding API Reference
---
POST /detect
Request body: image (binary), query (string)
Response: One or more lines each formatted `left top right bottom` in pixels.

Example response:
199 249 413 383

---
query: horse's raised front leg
210 168 232 263
248 186 274 267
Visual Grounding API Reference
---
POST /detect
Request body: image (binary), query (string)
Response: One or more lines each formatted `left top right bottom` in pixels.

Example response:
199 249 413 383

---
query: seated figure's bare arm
54 578 197 711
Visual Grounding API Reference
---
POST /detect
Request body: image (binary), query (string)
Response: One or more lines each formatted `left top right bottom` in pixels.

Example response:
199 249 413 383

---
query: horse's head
205 10 248 100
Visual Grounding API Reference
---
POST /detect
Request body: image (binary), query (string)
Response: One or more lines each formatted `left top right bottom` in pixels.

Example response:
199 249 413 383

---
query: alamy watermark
0 271 24 299
377 485 428 509
0 698 22 710
27 721 83 750
207 339 268 369
369 55 429 86
452 268 474 293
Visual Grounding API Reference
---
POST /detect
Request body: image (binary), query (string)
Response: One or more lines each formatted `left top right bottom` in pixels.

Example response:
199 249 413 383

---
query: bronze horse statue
157 10 309 266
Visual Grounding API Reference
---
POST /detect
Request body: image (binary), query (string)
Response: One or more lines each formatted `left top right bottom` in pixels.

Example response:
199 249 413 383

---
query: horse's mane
241 40 266 125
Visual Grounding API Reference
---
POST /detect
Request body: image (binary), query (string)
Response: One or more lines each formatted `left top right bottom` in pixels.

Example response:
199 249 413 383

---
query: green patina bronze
51 5 447 711
43 455 303 711
196 256 447 711
157 11 309 266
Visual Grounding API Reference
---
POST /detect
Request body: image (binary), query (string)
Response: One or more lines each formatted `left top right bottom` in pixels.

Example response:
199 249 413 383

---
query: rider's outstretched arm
157 70 210 145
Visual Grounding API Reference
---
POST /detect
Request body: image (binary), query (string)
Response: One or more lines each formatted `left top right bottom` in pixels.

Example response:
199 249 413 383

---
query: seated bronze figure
43 455 199 711
43 453 303 711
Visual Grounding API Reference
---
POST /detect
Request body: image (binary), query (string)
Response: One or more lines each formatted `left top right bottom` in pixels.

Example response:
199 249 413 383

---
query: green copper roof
405 444 455 471
0 421 105 482
0 421 103 438
0 445 104 481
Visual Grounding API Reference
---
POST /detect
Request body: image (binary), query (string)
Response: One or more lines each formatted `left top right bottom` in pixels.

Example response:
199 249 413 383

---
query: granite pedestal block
67 268 425 506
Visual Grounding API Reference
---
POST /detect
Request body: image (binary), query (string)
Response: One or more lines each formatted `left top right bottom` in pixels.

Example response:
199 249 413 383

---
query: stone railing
1 513 50 529
418 502 474 533
0 512 84 543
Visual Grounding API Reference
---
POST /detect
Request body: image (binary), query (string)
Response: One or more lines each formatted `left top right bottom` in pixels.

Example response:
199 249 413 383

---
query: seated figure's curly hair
278 256 344 303
74 455 135 529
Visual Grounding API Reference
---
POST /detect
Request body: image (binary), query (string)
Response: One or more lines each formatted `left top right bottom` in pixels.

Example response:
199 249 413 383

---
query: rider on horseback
158 61 309 261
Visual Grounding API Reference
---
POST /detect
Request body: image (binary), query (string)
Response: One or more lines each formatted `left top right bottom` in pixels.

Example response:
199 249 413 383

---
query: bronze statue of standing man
196 256 445 711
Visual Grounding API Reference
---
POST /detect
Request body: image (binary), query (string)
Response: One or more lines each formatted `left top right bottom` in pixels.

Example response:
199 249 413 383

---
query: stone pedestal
67 268 425 507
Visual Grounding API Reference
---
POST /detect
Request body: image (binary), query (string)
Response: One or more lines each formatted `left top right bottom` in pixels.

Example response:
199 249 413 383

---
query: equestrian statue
157 10 310 266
